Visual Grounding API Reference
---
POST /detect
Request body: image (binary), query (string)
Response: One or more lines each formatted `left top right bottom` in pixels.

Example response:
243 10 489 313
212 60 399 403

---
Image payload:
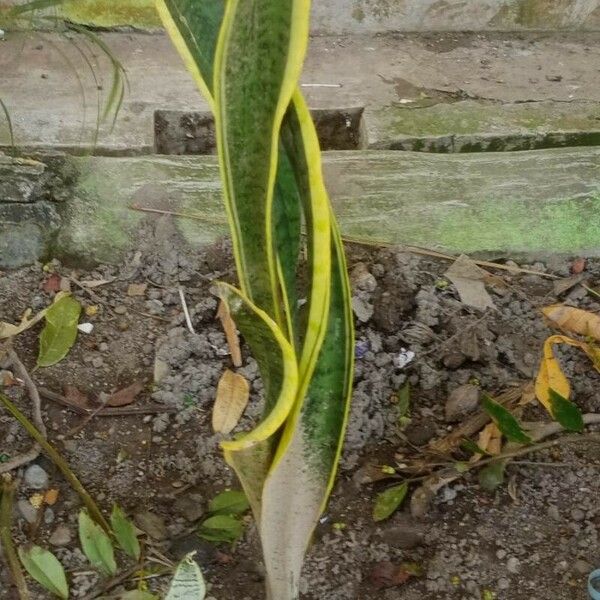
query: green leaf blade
38 294 81 367
198 514 243 544
78 511 116 577
18 545 69 600
373 483 409 522
165 553 206 600
481 394 531 444
549 388 584 432
208 490 249 516
110 505 140 560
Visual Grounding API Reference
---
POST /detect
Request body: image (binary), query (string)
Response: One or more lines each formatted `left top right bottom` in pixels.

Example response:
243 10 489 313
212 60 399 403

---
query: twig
341 236 560 280
178 286 195 334
0 349 45 474
66 396 109 438
0 476 30 599
86 564 139 600
38 387 178 416
583 284 600 300
0 392 110 533
129 203 227 226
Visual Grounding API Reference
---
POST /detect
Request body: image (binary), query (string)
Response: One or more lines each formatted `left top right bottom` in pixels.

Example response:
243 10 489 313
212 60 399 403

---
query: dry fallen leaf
64 385 92 409
535 334 573 409
370 561 423 590
85 305 99 317
44 489 59 506
476 422 502 459
217 301 242 368
42 273 62 293
127 283 148 297
445 254 496 312
78 279 113 288
107 381 145 407
213 369 250 434
571 257 586 274
1 370 18 387
542 304 600 340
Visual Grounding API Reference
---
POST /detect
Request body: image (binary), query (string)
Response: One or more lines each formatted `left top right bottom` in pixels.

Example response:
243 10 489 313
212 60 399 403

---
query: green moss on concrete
376 100 600 139
60 0 161 29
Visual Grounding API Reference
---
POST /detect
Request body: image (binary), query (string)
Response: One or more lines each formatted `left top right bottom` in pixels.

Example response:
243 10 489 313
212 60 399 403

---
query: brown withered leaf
370 561 423 590
212 369 249 434
107 381 145 407
445 254 496 312
63 385 92 409
571 257 586 274
44 489 59 506
542 304 600 341
217 300 242 367
42 273 62 293
127 283 148 297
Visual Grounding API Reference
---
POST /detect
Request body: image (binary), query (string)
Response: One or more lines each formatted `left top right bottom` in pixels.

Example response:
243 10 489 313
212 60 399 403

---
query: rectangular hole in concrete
154 107 367 155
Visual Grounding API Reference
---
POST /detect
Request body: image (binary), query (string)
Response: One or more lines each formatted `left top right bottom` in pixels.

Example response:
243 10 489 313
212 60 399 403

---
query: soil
1 240 600 600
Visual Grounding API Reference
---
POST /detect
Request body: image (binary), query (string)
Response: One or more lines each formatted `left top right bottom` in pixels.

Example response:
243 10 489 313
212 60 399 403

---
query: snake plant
156 1 354 598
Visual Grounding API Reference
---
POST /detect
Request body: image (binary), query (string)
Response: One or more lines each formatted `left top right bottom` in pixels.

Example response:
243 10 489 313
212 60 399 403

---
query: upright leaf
78 511 116 577
165 553 206 600
18 545 69 600
38 294 81 367
110 505 140 560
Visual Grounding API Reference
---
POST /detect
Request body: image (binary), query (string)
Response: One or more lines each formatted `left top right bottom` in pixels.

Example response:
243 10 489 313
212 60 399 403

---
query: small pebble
49 525 72 547
114 305 128 314
507 557 521 574
24 464 49 490
17 499 39 524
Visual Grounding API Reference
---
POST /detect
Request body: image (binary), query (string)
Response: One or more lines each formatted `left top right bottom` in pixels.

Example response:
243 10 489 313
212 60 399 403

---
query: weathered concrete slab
50 148 600 265
4 0 600 32
2 32 600 155
372 100 600 151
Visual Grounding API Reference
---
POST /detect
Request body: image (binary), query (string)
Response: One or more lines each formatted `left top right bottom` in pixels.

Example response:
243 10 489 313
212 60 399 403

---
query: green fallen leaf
481 395 531 445
208 490 249 516
397 382 410 419
478 461 506 493
78 510 117 577
110 504 140 560
198 514 244 544
373 483 409 522
166 552 206 600
37 294 81 367
549 389 584 432
18 545 69 599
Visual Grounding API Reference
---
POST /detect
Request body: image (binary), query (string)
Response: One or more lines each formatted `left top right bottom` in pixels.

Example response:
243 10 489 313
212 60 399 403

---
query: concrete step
33 148 598 266
2 31 600 155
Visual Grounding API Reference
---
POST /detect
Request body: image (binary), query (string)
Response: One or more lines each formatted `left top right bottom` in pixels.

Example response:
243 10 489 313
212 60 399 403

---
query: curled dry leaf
212 369 250 435
217 300 242 367
475 422 502 461
127 283 148 297
107 381 145 407
542 305 600 341
370 561 423 590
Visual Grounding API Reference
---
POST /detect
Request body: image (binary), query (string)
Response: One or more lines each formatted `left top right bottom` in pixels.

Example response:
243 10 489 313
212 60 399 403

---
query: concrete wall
2 0 600 32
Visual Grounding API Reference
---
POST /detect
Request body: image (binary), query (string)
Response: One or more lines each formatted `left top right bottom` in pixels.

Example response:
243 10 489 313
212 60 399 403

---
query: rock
571 508 585 522
350 263 377 293
405 422 437 446
49 525 72 547
445 384 481 422
352 296 374 323
24 464 49 490
173 492 205 522
0 155 46 203
573 559 592 575
381 515 427 549
547 505 560 520
134 511 168 540
17 499 39 524
506 557 521 574
169 533 217 567
0 202 61 268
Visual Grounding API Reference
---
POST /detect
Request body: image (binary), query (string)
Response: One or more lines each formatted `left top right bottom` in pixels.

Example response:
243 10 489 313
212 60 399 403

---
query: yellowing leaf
38 295 81 367
535 335 575 409
217 300 242 368
542 304 600 340
212 370 250 434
